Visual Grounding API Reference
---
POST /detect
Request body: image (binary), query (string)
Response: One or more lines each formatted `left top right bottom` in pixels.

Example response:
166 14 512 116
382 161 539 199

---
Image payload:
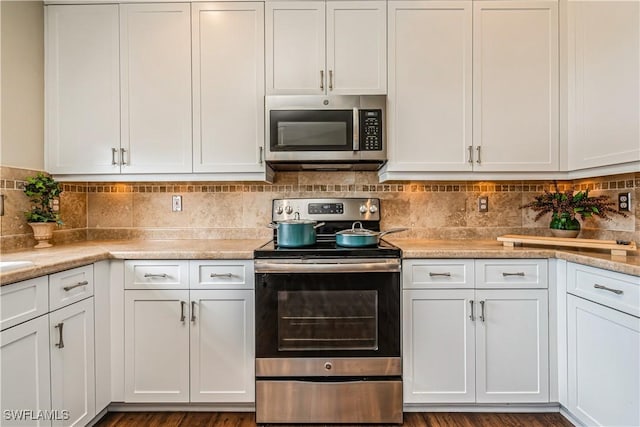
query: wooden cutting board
497 234 637 257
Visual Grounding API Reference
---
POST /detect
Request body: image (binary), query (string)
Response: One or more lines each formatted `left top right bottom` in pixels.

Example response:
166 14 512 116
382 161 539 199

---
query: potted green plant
23 173 63 248
521 182 626 238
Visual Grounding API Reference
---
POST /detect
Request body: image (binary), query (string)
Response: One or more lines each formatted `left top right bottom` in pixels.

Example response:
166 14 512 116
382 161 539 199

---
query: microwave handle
353 108 359 151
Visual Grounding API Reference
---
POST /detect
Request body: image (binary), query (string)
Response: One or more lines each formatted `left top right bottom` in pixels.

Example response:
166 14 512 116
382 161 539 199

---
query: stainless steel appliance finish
256 380 403 424
266 95 386 170
255 198 402 425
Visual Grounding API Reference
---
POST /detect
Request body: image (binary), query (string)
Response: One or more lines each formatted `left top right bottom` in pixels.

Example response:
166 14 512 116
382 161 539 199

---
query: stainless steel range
254 198 402 425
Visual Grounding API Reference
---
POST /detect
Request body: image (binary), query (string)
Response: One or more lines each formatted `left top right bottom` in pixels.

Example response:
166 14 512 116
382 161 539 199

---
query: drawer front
567 262 640 317
190 260 254 289
475 259 548 289
403 259 474 289
49 264 94 311
1 276 49 330
124 260 189 289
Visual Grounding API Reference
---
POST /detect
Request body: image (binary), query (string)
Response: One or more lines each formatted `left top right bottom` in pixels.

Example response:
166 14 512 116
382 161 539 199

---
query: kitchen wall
0 1 44 170
1 166 638 252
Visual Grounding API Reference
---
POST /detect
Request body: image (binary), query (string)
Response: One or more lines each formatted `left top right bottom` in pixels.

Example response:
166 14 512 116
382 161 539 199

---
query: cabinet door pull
63 280 89 292
476 146 481 164
144 273 168 278
112 147 118 165
191 301 196 322
180 301 186 322
55 322 64 349
121 148 127 165
320 70 324 91
594 284 624 295
469 300 475 321
479 300 485 322
259 146 264 165
210 272 233 278
429 272 451 277
467 146 473 164
329 70 333 90
502 272 525 277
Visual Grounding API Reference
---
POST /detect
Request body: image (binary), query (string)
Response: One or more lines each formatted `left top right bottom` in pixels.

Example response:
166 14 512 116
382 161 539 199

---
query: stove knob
369 205 378 214
285 206 293 215
359 205 368 214
276 206 283 215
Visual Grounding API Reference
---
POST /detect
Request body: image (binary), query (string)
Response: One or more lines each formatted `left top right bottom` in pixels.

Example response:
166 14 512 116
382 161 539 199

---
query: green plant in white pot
23 173 63 248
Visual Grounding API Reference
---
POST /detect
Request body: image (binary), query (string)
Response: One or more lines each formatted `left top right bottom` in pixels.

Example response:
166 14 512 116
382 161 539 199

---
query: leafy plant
520 181 626 222
23 173 63 224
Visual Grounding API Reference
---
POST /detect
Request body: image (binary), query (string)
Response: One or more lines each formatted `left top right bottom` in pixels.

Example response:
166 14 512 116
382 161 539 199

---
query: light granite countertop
1 238 638 286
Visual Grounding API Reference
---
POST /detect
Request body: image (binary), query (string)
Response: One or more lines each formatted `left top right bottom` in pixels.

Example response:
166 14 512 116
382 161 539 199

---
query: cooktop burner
254 239 401 259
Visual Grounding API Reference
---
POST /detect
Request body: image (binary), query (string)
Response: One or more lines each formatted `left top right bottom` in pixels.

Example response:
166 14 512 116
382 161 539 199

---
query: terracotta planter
28 222 56 248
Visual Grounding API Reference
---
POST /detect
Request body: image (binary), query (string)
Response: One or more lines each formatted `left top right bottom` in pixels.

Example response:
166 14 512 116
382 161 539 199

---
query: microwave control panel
359 109 383 151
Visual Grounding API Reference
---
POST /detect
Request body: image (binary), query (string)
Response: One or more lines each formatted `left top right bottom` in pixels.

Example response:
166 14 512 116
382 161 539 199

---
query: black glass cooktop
254 238 401 259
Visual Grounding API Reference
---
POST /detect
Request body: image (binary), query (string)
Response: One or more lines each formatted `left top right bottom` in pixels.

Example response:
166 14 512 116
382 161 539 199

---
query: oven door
255 259 400 363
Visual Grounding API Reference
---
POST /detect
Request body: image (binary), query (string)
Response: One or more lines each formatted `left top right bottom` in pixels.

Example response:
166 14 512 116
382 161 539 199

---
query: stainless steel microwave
265 95 386 171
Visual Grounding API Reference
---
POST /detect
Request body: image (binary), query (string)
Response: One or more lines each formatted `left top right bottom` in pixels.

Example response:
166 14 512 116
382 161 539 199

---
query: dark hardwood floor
94 412 574 427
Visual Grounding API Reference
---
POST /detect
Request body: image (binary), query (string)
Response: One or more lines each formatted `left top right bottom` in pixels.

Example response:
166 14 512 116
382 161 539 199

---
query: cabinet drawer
124 260 189 289
567 262 640 317
50 264 94 311
475 259 548 289
190 260 254 289
403 259 474 289
1 276 48 330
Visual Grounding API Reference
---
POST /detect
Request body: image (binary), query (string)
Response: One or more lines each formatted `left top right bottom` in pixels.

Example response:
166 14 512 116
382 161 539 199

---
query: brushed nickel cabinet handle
112 147 118 165
191 301 196 322
180 301 186 322
320 70 324 91
210 273 233 278
63 280 88 292
502 272 525 277
144 273 168 278
329 70 333 90
479 300 485 322
468 146 473 164
469 300 475 321
429 272 451 277
594 284 624 295
476 146 481 164
55 323 64 349
121 148 127 165
259 146 264 165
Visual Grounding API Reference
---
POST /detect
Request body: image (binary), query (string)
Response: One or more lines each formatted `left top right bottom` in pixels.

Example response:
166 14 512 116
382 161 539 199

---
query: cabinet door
403 289 475 403
45 5 120 174
266 1 325 94
49 298 95 427
1 316 51 427
326 1 386 94
120 3 192 173
475 289 549 403
190 290 255 402
124 290 189 402
473 1 558 172
567 0 640 170
192 2 265 173
386 1 472 172
567 295 640 427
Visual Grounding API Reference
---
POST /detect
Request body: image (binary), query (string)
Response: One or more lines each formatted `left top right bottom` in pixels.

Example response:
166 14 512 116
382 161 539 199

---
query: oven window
277 290 378 351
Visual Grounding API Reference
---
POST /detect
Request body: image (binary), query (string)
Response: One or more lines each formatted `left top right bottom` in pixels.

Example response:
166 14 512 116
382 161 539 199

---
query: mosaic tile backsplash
1 166 638 252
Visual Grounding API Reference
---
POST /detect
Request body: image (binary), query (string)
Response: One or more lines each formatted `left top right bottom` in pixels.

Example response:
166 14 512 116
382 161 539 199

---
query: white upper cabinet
192 2 265 173
46 5 120 174
266 0 386 95
120 3 192 173
567 0 640 170
387 1 472 172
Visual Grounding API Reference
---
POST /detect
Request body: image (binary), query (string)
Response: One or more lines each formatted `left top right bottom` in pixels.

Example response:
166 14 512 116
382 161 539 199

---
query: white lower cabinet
567 295 640 427
403 259 549 404
49 297 96 427
0 315 52 427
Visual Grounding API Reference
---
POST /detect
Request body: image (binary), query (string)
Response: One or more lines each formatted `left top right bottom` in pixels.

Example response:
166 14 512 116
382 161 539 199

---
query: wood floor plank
94 411 573 427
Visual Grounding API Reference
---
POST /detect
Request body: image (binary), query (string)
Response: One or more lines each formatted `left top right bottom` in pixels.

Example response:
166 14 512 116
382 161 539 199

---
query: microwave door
270 110 354 152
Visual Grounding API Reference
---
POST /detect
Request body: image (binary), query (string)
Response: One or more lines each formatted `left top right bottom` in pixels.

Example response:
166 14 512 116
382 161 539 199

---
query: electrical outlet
478 196 489 213
618 192 631 212
172 195 182 212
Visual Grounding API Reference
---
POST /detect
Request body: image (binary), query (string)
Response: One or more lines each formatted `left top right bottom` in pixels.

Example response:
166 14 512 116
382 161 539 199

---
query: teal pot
268 214 325 248
549 213 581 238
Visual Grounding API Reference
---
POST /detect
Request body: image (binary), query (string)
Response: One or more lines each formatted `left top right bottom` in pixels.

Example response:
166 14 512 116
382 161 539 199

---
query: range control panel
272 198 380 222
359 109 383 151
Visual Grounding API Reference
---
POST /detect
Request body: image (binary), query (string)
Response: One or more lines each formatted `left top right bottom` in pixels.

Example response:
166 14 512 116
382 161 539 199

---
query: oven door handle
255 259 400 273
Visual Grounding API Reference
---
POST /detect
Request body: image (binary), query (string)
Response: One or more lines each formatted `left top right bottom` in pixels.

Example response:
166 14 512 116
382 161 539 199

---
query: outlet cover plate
172 195 182 212
478 196 489 213
618 192 631 212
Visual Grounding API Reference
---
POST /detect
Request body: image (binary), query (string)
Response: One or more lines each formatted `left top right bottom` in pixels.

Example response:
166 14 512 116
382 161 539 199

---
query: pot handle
378 227 409 238
267 222 278 229
313 222 326 229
